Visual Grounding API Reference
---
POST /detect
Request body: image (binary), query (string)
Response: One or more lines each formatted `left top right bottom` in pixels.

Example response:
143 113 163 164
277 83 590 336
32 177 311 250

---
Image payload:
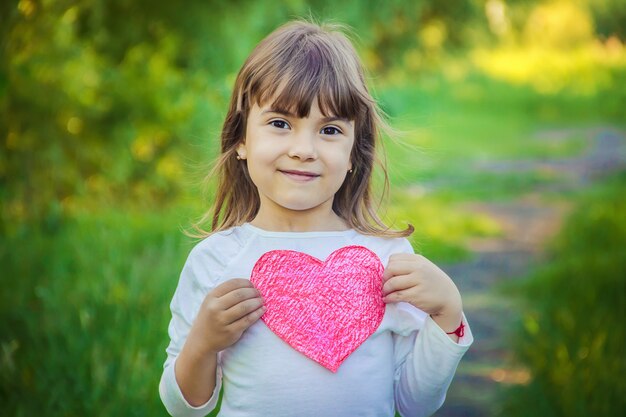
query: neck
251 198 349 233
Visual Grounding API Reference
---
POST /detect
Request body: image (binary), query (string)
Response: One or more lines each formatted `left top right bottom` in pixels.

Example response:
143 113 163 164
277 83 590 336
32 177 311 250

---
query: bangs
244 33 369 121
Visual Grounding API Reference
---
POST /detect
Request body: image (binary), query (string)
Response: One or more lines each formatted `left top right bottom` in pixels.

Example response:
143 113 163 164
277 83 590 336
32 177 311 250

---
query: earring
348 168 353 174
236 154 241 160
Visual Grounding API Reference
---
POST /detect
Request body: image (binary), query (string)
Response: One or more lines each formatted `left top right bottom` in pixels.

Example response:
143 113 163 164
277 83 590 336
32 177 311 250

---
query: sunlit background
1 0 625 415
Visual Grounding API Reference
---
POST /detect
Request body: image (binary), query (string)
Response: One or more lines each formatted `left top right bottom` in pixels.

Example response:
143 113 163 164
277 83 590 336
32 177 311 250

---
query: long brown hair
190 19 413 238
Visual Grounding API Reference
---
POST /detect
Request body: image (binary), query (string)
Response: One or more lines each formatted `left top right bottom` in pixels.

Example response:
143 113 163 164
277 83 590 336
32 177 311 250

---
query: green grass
495 172 626 417
0 211 191 416
379 73 622 198
372 73 622 261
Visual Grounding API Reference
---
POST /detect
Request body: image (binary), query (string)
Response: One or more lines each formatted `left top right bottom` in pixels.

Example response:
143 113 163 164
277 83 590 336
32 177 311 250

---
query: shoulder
189 225 249 261
182 225 252 288
351 233 414 265
352 233 414 253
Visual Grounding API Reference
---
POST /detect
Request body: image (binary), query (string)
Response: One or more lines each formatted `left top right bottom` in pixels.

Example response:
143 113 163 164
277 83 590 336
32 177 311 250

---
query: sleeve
159 235 238 417
391 238 474 417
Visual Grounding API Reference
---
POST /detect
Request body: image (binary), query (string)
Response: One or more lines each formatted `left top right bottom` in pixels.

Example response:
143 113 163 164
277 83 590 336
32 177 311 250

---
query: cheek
327 144 353 171
246 159 269 185
248 136 284 162
245 146 278 184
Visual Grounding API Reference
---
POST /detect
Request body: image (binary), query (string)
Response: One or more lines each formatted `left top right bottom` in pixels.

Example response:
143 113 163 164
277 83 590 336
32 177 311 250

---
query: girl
159 20 472 417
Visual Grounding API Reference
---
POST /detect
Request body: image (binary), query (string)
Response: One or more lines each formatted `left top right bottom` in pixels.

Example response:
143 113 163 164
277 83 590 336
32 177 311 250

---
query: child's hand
188 279 265 354
382 253 463 333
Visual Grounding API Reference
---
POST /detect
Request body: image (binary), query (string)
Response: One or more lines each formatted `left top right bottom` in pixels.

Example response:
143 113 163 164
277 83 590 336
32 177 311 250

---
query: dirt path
434 126 626 417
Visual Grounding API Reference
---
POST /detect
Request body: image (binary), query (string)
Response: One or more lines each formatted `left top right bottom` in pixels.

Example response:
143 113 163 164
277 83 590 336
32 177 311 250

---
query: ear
236 142 247 160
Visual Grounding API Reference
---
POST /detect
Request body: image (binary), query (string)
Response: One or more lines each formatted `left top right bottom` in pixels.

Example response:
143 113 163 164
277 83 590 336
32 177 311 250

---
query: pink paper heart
250 245 385 372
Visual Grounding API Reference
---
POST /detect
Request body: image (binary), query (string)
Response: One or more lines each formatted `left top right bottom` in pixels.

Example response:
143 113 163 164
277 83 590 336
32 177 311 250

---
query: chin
268 190 336 212
273 195 327 212
280 201 320 211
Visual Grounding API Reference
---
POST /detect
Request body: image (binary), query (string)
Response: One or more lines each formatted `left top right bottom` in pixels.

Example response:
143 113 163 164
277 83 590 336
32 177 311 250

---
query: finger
383 289 409 304
383 259 419 282
217 287 262 310
382 274 418 296
211 278 255 298
229 304 266 332
223 297 265 325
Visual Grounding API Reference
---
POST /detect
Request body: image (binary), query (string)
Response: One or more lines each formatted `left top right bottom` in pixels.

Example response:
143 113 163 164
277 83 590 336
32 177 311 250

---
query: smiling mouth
279 170 320 182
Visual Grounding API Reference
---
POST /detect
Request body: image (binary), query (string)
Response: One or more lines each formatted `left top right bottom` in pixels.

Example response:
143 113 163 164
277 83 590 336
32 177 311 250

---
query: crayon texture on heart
250 245 385 372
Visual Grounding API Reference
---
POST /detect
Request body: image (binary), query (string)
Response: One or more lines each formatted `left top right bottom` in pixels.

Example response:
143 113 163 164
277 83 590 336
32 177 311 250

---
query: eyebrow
261 109 351 125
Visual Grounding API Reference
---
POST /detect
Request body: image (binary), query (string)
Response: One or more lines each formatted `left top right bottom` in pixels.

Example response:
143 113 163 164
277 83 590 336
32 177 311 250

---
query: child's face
237 97 355 219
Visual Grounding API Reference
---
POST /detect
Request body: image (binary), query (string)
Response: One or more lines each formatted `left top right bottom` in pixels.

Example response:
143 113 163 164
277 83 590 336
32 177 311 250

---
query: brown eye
321 126 341 135
270 120 289 129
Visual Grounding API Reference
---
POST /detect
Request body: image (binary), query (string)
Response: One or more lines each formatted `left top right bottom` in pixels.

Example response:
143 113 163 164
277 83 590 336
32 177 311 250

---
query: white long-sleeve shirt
159 223 473 417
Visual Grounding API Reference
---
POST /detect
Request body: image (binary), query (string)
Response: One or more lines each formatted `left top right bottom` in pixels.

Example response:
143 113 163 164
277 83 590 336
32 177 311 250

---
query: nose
287 130 318 161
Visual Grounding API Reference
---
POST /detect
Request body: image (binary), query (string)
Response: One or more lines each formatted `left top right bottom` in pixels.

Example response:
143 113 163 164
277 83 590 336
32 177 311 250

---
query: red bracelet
446 321 465 338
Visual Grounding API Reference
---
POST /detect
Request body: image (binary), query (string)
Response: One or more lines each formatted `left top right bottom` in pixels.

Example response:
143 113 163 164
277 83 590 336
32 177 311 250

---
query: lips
279 169 320 181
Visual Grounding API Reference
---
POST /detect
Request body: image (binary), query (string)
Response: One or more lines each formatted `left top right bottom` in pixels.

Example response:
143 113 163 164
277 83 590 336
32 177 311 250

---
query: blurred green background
1 0 625 415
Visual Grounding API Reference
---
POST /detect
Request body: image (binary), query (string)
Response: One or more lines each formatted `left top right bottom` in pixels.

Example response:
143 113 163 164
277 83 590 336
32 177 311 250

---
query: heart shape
250 245 385 372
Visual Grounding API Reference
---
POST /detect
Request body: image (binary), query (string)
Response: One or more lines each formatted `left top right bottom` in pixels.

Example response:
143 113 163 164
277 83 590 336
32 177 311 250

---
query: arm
175 279 265 406
159 269 221 417
383 253 473 416
159 248 264 417
173 328 219 408
393 310 473 417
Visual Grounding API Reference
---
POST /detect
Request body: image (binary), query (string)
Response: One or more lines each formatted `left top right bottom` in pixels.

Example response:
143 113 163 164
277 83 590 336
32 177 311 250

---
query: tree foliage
1 0 624 234
1 0 490 232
